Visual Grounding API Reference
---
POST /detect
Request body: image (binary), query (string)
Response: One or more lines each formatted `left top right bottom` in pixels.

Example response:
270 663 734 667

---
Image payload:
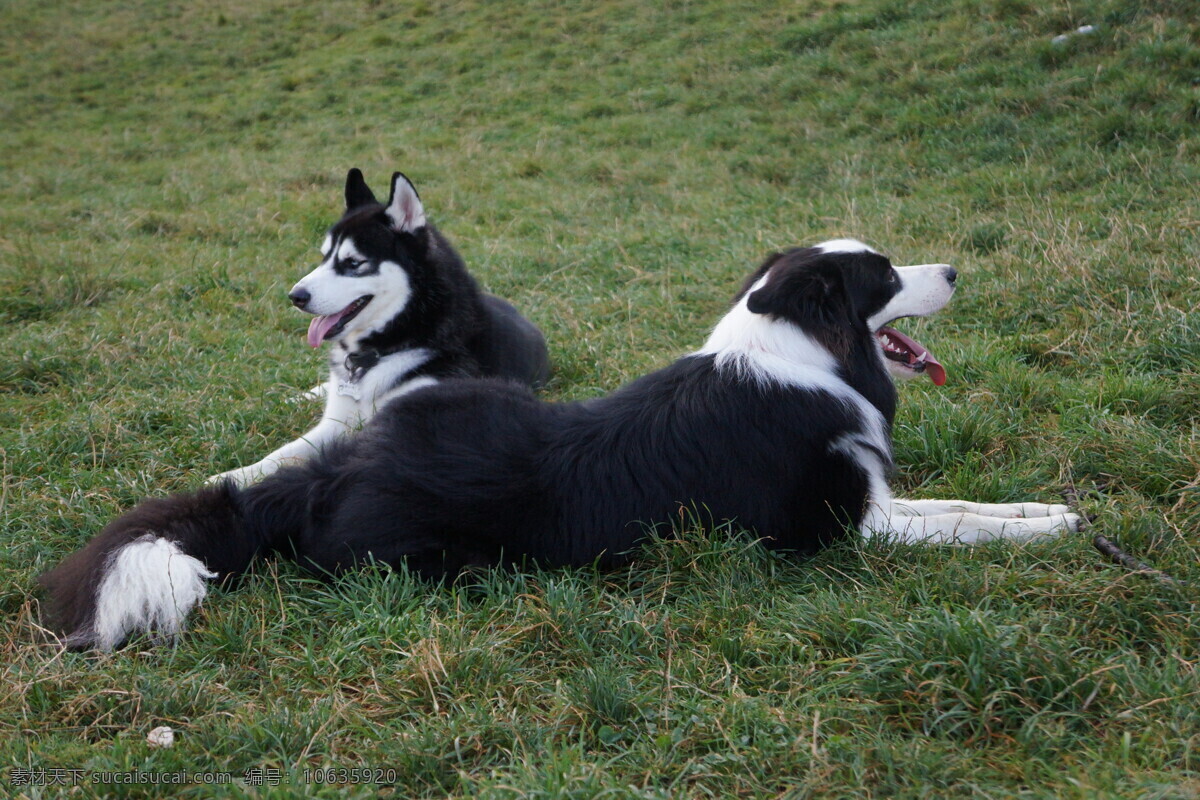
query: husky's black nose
944 267 958 285
289 288 311 309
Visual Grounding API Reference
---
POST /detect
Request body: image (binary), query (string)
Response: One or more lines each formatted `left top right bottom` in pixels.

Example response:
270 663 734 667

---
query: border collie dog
41 240 1081 650
209 169 550 487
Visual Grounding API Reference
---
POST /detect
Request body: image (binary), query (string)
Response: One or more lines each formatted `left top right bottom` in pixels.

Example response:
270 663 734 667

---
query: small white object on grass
1052 24 1097 45
147 726 175 748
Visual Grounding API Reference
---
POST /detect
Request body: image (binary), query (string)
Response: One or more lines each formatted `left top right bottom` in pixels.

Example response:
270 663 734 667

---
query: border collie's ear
735 251 786 301
384 172 426 233
345 168 377 209
746 266 839 316
747 263 854 359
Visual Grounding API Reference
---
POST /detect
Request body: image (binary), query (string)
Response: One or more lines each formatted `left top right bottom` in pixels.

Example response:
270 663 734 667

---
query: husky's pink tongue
306 308 352 348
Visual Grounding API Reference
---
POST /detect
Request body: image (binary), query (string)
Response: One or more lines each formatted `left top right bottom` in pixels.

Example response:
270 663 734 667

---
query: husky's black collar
339 342 469 387
343 348 381 381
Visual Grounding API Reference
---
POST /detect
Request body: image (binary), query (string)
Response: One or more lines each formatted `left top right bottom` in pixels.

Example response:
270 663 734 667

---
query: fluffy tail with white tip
39 470 312 650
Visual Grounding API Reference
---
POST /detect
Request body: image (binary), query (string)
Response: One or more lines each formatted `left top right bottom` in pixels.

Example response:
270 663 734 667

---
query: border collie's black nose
944 267 958 285
289 288 311 309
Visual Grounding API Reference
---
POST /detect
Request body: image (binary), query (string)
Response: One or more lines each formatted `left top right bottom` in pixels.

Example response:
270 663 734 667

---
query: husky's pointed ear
344 168 377 209
384 172 426 233
746 259 854 359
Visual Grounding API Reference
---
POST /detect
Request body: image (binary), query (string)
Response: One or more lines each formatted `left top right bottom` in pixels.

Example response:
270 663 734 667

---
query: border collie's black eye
888 271 898 284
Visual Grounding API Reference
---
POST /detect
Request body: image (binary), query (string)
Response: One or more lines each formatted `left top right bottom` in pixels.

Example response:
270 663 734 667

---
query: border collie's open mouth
306 295 373 348
877 324 946 386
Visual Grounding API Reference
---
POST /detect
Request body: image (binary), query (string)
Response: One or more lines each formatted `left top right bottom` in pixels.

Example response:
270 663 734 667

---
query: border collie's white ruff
41 240 1081 650
210 169 549 487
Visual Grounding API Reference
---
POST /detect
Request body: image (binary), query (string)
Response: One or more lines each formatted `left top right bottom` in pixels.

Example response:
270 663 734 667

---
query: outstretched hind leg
889 498 1074 519
863 502 1083 546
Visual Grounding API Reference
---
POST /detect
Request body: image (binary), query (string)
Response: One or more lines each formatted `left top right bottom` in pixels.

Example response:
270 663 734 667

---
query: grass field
2 0 1199 796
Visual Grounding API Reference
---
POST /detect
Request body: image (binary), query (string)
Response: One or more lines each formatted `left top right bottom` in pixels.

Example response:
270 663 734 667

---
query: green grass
2 0 1199 796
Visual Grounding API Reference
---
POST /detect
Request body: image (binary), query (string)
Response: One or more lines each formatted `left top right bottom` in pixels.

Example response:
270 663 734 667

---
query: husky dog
210 169 550 486
42 240 1082 651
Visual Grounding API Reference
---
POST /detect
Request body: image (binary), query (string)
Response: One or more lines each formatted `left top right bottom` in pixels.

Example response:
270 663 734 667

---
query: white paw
287 384 328 405
1024 512 1083 539
1019 502 1073 518
990 502 1074 518
206 462 275 488
206 468 250 488
1061 512 1084 532
994 512 1083 543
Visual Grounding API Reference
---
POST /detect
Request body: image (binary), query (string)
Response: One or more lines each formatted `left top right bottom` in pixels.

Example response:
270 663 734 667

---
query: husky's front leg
863 500 1083 545
206 420 343 486
208 385 360 487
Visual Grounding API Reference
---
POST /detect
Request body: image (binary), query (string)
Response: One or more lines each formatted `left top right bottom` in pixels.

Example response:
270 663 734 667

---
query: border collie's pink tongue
880 327 947 386
306 306 354 348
